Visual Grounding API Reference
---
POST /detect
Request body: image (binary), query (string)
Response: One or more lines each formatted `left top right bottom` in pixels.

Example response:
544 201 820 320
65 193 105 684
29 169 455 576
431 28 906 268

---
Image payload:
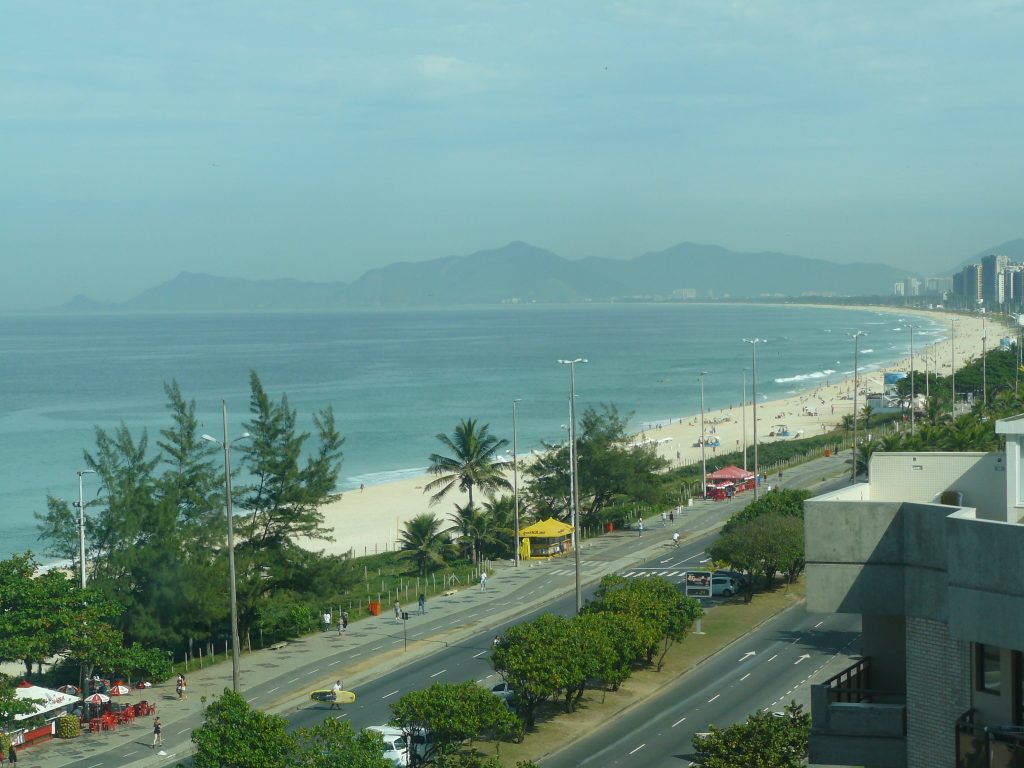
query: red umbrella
57 684 80 694
109 684 131 696
17 679 32 688
83 693 110 704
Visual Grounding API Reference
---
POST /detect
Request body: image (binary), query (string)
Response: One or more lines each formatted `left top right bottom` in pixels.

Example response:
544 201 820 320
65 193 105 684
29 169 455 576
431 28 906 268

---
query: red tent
704 465 757 500
706 465 755 482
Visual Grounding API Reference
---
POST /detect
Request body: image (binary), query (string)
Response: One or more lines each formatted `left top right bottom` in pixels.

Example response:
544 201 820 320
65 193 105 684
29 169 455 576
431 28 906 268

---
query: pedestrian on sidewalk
418 593 426 614
175 674 184 699
8 743 17 764
672 531 680 547
341 612 349 632
479 571 487 590
152 716 163 748
637 519 644 537
670 508 676 522
394 600 401 622
338 614 344 635
660 511 667 526
322 611 332 632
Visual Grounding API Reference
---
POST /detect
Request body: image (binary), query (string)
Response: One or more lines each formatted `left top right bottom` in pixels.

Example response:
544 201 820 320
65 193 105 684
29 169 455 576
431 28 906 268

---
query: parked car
714 569 749 588
366 726 409 767
711 576 739 597
491 681 515 703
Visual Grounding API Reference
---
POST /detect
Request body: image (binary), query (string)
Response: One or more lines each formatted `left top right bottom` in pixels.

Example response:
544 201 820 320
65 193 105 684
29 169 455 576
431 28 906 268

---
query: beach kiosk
704 465 757 500
518 517 574 559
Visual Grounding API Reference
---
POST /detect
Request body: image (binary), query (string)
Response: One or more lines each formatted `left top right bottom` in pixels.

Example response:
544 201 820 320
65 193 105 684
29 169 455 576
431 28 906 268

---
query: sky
2 0 1023 309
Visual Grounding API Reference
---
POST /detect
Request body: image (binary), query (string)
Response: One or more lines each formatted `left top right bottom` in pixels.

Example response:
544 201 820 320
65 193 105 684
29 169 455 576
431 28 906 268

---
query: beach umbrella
83 693 110 704
56 684 80 694
109 684 131 696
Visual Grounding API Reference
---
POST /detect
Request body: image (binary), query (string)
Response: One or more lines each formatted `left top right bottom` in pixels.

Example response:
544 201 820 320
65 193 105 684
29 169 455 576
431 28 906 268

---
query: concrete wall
868 453 1004 520
946 509 1024 649
862 614 906 693
970 646 1016 726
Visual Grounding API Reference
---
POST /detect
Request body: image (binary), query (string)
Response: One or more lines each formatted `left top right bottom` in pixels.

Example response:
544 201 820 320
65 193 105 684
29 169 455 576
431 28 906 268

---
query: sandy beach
301 307 1005 558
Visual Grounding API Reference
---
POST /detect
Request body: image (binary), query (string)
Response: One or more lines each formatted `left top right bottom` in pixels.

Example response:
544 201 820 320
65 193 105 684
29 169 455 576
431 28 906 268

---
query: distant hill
62 241 920 311
945 239 1024 275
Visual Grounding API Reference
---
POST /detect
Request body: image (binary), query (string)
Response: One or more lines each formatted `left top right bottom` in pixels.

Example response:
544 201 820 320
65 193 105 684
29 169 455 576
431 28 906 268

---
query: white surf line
708 694 720 703
430 669 447 678
740 673 751 681
628 743 646 755
473 650 488 658
382 690 399 699
672 716 687 727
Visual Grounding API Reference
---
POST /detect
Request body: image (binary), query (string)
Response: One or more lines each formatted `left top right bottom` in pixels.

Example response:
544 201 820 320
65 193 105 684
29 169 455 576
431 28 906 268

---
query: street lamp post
511 398 522 567
951 318 959 419
741 369 748 471
851 331 866 482
558 358 587 614
982 316 988 407
742 339 764 500
202 401 250 693
908 324 918 435
699 372 708 500
76 469 96 589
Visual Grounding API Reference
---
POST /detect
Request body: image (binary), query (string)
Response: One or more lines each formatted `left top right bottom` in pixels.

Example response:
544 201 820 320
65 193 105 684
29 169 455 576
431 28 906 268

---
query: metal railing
956 709 1024 768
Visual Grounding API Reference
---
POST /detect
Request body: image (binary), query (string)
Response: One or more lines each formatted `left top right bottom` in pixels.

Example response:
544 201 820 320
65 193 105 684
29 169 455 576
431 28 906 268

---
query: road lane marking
330 660 342 666
768 654 778 662
740 673 751 681
473 650 488 658
430 669 447 678
672 717 687 727
371 645 383 650
334 713 348 719
413 632 424 638
708 694 720 703
814 620 824 628
382 690 399 699
268 686 280 693
311 667 322 674
248 697 259 703
629 744 646 755
287 677 299 684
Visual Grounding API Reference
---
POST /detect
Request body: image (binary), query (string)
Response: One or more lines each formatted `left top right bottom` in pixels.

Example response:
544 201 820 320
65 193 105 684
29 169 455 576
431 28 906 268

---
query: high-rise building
925 277 953 295
981 253 1010 305
953 264 983 304
893 282 905 296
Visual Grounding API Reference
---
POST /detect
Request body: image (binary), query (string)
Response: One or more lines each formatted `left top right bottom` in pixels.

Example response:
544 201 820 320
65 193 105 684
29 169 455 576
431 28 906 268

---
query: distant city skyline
2 1 1022 310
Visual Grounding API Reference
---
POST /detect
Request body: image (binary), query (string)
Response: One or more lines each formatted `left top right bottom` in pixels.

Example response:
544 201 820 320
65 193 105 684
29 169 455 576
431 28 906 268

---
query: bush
0 732 11 753
57 714 81 738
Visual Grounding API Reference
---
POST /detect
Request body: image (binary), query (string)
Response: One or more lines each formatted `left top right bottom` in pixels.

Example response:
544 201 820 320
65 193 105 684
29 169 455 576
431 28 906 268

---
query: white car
491 681 515 703
366 725 410 767
711 576 739 597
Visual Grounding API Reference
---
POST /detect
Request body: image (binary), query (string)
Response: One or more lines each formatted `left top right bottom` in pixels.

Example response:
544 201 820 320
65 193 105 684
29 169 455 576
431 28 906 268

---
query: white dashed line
629 744 646 755
740 673 751 681
430 669 447 678
287 677 299 684
382 690 399 699
708 694 720 703
672 717 687 727
371 645 383 651
473 650 488 658
768 654 778 662
268 686 280 693
814 621 824 628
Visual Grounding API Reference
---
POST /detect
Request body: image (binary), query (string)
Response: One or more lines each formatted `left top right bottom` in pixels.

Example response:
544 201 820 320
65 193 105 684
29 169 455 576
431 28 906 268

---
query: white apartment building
805 415 1024 768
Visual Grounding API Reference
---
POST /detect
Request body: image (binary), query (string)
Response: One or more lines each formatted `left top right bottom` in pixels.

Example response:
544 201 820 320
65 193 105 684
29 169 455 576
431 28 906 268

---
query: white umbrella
109 684 131 696
83 693 110 705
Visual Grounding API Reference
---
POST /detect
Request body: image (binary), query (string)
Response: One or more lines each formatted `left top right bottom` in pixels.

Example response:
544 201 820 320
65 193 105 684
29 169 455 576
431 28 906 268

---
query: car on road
714 569 749 587
711 576 740 597
366 725 409 767
490 681 515 704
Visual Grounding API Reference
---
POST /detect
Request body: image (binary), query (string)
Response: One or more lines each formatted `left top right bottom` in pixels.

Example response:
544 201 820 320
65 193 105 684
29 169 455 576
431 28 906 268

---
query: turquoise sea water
0 304 944 558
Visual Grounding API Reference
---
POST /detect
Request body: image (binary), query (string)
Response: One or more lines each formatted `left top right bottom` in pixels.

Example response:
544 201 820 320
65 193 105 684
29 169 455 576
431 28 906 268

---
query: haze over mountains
62 240 1013 312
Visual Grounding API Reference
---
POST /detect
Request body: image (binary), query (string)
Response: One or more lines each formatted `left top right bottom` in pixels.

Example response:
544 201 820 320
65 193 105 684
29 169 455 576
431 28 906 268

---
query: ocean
0 303 944 558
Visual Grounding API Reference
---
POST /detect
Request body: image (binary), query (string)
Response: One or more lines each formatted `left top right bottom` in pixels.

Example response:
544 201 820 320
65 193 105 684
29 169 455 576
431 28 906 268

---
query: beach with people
305 307 1003 558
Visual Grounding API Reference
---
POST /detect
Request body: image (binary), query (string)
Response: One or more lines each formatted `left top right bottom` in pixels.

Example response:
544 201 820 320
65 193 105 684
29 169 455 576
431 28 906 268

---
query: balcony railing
957 709 1024 768
810 657 907 768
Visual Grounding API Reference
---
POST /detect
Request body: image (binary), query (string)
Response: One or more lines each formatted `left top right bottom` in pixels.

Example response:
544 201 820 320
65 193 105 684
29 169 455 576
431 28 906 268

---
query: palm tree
424 418 512 507
447 503 504 565
399 513 452 576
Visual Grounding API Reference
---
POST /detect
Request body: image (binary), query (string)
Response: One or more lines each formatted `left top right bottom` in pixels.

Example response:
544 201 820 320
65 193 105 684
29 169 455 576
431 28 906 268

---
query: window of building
977 644 1001 694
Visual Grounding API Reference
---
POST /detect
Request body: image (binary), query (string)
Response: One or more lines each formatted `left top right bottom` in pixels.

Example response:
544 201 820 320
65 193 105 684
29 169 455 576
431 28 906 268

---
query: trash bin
368 601 380 616
604 522 614 533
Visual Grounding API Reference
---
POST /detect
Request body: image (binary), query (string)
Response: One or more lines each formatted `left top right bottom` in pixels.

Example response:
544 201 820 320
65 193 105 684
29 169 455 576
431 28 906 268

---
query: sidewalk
15 454 851 768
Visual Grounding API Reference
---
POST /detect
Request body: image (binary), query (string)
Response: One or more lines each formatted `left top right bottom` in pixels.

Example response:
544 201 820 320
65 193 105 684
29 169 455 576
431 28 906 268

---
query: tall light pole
742 339 764 500
851 331 866 482
202 402 250 693
950 318 959 419
558 358 587 614
76 469 96 589
511 398 522 567
699 371 708 500
908 324 919 434
741 369 748 471
982 316 988 407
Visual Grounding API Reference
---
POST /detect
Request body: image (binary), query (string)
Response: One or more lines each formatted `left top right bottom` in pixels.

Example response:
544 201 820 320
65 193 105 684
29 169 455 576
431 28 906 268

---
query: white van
711 576 739 597
365 726 409 767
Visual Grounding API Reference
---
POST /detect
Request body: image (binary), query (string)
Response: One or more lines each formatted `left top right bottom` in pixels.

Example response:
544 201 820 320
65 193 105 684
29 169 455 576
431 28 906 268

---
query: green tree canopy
692 701 810 768
192 688 293 768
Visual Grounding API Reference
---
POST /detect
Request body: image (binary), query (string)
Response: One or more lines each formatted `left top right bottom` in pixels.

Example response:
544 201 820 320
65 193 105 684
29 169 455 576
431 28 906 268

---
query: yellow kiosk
519 517 574 560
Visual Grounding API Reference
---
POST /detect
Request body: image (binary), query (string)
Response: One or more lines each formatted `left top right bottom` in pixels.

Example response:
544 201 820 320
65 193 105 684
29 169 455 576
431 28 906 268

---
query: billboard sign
685 570 712 598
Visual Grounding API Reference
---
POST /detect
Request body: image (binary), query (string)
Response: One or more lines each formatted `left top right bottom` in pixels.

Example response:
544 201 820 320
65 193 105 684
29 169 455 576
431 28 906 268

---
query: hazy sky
3 1 1022 309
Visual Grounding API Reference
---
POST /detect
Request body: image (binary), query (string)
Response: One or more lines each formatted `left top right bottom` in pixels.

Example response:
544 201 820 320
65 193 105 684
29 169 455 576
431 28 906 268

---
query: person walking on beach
152 716 163 748
394 600 401 622
418 593 426 614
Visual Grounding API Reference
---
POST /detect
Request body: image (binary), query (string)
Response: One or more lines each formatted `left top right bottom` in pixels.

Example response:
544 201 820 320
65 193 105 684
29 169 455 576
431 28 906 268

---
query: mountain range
65 240 954 311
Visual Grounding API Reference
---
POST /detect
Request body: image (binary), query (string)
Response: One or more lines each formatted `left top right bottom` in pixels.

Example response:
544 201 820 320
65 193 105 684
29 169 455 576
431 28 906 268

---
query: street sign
685 570 712 598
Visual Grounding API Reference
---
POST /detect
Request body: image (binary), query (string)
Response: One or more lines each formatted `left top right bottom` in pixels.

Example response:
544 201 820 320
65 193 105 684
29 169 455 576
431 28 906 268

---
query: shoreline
304 305 1006 558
